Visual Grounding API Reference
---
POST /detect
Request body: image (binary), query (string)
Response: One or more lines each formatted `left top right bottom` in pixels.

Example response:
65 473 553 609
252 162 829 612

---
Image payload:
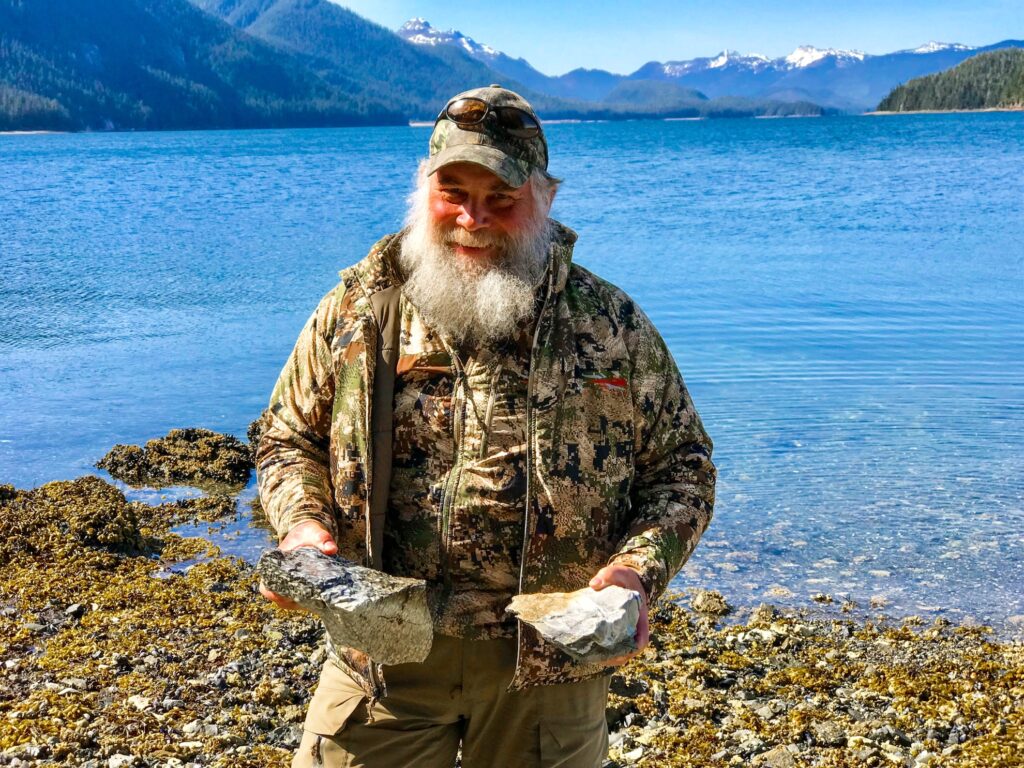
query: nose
456 198 490 231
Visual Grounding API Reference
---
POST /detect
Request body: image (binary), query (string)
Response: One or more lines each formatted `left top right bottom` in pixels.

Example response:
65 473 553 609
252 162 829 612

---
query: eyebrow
437 173 516 193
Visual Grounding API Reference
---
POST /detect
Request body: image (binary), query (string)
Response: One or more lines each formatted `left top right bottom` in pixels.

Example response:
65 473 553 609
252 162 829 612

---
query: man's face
399 159 553 345
427 162 545 268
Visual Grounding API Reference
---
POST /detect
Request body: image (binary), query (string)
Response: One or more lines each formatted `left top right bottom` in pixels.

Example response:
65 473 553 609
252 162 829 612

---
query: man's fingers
316 534 338 555
601 649 640 667
636 606 650 648
589 566 612 590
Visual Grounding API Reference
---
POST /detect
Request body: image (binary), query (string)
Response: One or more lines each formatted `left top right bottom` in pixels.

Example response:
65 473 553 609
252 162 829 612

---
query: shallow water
2 115 1022 630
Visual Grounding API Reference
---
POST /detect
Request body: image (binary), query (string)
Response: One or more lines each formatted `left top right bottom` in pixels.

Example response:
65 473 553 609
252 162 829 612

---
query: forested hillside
193 0 515 118
877 48 1024 111
0 0 404 131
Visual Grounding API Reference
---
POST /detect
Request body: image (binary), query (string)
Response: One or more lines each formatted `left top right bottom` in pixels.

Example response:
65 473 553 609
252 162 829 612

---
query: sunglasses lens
445 98 488 125
494 108 541 138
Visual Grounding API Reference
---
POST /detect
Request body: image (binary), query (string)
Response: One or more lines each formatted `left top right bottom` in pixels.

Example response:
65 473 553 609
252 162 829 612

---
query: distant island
876 48 1024 112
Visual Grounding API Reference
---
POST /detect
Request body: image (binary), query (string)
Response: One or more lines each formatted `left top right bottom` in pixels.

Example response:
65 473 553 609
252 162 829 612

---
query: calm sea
2 115 1022 630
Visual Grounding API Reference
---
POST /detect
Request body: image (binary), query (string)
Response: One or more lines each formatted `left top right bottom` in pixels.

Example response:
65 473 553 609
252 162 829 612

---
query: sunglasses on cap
435 97 542 139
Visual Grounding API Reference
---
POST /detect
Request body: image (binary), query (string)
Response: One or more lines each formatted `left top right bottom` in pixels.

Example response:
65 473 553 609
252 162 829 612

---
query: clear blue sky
332 0 1023 75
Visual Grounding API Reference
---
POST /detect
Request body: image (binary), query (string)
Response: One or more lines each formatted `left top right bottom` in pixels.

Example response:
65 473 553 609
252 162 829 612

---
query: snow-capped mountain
399 18 499 59
902 41 973 54
397 18 556 95
661 50 774 77
784 45 867 67
398 20 1024 111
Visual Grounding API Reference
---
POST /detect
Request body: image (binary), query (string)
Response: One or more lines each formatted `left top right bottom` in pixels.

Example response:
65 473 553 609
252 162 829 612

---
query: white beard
398 188 552 346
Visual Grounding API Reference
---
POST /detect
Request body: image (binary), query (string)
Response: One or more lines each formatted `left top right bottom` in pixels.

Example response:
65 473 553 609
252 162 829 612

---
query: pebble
751 745 797 767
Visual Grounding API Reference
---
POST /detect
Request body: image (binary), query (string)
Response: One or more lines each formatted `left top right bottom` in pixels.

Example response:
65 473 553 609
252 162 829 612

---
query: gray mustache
443 231 506 249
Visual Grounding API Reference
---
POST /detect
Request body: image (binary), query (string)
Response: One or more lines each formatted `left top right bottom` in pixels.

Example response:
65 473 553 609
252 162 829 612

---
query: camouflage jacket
257 221 716 697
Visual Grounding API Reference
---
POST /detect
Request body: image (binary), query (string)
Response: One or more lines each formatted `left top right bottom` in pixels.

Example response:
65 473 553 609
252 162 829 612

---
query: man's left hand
589 564 649 667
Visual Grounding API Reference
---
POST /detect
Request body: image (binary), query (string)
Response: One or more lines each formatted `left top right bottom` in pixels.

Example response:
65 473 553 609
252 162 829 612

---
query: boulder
507 585 641 662
257 548 432 665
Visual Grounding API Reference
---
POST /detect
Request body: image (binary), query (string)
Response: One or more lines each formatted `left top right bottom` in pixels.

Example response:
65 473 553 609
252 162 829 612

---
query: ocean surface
2 115 1022 631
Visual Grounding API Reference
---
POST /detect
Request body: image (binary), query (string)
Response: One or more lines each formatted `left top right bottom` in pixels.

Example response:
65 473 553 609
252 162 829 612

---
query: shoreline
866 106 1024 115
2 471 1023 766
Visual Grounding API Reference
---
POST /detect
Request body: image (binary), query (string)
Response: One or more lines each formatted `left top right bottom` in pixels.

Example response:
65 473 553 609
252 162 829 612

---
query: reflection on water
2 115 1022 632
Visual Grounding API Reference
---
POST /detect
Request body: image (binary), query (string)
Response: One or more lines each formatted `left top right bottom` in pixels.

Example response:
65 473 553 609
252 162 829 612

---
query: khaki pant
292 635 611 768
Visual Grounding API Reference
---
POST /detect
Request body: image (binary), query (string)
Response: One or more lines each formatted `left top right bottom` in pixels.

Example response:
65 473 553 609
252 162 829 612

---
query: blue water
2 115 1023 630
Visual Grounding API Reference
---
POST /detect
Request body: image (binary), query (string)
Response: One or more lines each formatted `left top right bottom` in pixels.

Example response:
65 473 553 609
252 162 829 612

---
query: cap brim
427 144 531 188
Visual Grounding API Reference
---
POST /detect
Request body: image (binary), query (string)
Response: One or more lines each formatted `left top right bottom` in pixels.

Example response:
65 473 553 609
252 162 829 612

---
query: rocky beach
1 429 1021 767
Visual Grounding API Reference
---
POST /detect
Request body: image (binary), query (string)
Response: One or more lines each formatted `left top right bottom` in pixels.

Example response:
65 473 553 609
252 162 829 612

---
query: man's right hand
259 520 338 611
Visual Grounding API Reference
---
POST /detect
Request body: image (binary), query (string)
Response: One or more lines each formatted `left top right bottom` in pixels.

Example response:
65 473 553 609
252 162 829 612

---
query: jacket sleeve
606 306 716 606
256 286 346 542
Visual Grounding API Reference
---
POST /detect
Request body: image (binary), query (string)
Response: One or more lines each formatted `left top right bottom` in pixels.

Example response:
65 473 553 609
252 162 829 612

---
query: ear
545 185 558 210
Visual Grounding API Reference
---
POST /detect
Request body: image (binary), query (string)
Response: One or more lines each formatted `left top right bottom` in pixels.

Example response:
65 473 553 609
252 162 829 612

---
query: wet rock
690 589 732 616
749 603 777 626
507 585 641 662
258 548 433 665
97 427 252 489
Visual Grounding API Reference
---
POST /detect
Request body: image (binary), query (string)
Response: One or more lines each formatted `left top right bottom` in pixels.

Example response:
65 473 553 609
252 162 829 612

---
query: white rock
507 586 641 662
126 695 150 711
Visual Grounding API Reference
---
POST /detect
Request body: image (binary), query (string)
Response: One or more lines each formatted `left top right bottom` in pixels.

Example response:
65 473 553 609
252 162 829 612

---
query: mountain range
398 18 1024 112
1 0 1021 132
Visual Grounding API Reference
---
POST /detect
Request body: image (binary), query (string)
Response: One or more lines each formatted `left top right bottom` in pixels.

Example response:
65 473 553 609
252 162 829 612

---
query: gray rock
810 720 846 746
506 585 641 662
257 548 433 665
690 589 732 615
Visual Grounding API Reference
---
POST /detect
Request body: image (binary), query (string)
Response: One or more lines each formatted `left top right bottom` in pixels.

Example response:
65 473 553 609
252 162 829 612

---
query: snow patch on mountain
785 45 866 67
662 51 772 76
399 18 499 58
905 41 973 54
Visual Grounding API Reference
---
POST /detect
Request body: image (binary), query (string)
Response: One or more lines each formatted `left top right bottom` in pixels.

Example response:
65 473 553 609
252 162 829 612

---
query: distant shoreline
866 106 1024 115
0 130 65 135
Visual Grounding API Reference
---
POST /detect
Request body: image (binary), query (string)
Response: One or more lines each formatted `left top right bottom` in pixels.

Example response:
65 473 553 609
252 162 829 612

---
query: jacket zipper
512 272 554 687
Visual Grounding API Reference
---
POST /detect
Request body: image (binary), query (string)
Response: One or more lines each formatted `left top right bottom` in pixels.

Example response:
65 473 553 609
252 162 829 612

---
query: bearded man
257 85 716 768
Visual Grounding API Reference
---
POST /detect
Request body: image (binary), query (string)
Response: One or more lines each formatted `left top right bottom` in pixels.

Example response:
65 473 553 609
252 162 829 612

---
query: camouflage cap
427 84 548 189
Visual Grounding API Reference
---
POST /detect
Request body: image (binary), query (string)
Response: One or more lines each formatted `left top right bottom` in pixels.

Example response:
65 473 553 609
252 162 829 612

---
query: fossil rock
257 548 432 665
507 585 641 662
